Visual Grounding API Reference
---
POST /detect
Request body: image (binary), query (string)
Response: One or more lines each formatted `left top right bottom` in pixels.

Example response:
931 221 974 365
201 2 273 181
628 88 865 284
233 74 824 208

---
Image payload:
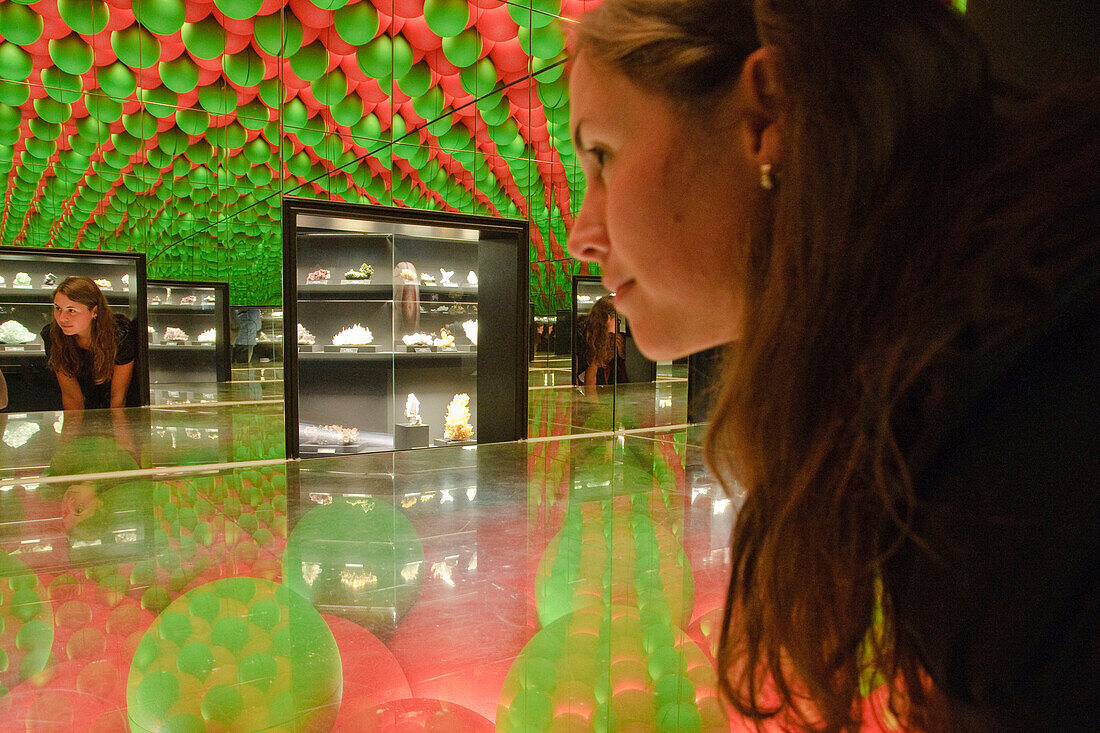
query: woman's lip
611 280 634 297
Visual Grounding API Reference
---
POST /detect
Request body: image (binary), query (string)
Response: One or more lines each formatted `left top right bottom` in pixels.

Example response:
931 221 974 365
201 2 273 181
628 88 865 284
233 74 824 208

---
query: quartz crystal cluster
306 268 330 283
402 332 433 347
297 323 316 345
163 327 188 341
332 324 373 345
462 320 478 346
443 394 473 441
197 328 217 343
0 320 36 344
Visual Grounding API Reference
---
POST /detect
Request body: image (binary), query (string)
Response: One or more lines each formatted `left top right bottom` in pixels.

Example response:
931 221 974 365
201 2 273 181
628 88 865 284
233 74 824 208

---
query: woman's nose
567 193 610 263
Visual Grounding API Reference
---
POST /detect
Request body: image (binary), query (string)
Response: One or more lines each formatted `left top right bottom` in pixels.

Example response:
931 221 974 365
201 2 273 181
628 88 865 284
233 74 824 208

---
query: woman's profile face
567 54 757 360
53 292 96 340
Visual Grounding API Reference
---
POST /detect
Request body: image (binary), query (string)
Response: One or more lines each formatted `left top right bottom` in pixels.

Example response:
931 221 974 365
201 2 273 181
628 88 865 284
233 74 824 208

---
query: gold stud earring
760 163 775 190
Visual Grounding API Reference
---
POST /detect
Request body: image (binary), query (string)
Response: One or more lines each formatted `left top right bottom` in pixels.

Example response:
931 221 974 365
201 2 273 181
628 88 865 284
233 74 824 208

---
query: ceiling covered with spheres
0 0 598 307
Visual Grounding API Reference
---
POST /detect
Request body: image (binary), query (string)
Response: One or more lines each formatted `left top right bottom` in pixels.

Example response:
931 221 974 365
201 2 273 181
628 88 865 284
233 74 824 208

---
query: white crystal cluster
13 272 31 287
197 328 217 343
462 320 478 346
180 295 197 305
402 332 433 347
297 323 315 345
332 323 373 345
3 421 39 449
0 320 36 344
163 327 188 341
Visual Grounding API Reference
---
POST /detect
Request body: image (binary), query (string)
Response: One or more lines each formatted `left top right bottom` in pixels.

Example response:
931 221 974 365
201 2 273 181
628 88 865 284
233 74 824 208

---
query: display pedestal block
395 423 429 449
432 437 475 447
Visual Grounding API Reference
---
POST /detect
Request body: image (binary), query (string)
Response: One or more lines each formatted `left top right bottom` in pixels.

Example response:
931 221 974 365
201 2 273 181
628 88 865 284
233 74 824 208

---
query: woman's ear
734 46 786 170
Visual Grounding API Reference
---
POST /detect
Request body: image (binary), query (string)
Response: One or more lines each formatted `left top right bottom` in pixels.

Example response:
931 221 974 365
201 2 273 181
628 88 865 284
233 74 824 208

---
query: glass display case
0 246 149 412
146 280 231 384
283 198 528 458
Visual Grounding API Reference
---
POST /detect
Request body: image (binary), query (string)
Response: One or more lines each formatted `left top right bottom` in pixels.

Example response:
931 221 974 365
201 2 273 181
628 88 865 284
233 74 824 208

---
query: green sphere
0 2 43 45
7 41 36 78
424 0 469 38
334 2 379 46
111 26 162 70
289 41 329 83
254 11 303 57
223 47 265 88
132 0 186 35
57 0 110 36
159 55 199 93
442 28 482 68
127 578 341 733
213 0 262 21
182 17 226 61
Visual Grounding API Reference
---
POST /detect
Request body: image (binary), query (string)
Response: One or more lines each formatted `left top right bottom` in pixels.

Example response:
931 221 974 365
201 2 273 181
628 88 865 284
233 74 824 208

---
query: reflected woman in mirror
42 276 138 411
575 295 626 393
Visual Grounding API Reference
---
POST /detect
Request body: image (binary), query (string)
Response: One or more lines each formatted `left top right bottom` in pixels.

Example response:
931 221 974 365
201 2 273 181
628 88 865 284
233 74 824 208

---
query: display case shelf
146 280 231 385
0 246 148 412
283 198 527 458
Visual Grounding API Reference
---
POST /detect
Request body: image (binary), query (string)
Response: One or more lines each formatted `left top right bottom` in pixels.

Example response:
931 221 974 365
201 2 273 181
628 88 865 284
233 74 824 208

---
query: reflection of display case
258 307 284 363
146 280 231 384
283 198 528 458
0 247 149 412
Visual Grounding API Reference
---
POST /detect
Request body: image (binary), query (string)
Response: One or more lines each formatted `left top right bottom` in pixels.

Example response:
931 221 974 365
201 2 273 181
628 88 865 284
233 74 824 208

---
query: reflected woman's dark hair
577 295 617 383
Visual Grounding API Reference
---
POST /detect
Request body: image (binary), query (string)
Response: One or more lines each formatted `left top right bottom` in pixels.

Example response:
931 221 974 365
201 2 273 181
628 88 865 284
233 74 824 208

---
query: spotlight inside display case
0 246 149 412
146 280 231 384
283 198 528 458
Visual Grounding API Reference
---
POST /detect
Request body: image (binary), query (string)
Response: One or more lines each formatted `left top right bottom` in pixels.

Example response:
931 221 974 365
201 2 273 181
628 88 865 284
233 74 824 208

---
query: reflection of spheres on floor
324 613 413 730
0 550 54 694
0 660 130 732
535 494 693 629
498 605 727 732
282 498 424 637
333 696 494 733
44 435 139 479
126 577 342 733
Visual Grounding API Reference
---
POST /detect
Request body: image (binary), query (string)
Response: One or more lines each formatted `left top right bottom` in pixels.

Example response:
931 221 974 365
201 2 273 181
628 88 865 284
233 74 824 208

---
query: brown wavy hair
578 295 617 376
577 0 1099 730
48 276 118 384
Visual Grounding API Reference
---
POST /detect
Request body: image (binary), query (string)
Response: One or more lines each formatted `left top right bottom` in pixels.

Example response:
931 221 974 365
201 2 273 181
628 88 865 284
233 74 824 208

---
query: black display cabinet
146 280 231 384
0 246 149 412
283 198 529 458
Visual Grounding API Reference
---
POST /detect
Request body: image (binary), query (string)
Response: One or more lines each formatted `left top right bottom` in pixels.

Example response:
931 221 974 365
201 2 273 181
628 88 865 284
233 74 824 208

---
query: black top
887 269 1099 729
41 313 139 409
